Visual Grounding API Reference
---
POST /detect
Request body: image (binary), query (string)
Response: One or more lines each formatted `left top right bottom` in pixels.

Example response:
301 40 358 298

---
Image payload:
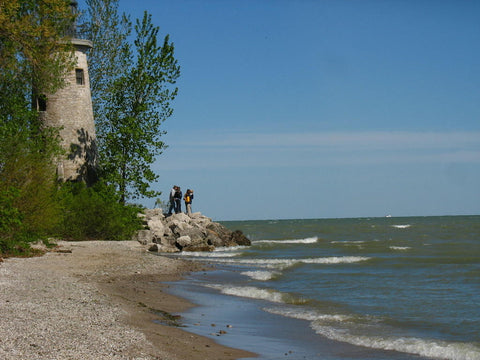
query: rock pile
134 209 251 253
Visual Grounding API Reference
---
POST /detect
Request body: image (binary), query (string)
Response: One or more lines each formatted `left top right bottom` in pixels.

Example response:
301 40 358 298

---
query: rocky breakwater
134 209 251 252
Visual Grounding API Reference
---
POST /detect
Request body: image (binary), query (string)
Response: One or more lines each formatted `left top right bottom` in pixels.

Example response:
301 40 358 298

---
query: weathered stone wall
42 39 97 184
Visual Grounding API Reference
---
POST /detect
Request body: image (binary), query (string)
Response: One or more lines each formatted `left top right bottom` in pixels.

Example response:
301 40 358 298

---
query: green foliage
0 187 23 254
0 182 58 256
0 73 64 256
0 0 76 100
0 187 22 234
0 0 169 255
0 0 85 256
81 0 132 130
83 2 180 203
56 182 143 240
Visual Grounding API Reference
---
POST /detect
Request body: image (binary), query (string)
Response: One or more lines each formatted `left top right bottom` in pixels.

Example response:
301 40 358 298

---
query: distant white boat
385 215 392 218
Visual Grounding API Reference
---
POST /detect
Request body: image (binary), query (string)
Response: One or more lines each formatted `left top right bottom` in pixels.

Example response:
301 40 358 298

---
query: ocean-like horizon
167 215 479 360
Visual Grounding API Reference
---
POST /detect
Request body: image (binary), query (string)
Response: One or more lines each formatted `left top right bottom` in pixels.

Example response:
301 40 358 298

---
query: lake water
167 215 480 360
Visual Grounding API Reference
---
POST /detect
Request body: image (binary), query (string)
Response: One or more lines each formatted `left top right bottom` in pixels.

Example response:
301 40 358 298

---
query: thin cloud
157 131 480 170
174 131 480 150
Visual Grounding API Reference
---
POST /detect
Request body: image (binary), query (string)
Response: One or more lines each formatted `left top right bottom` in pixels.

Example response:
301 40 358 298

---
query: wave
254 237 318 244
264 306 352 323
311 324 480 360
213 245 250 252
205 256 371 269
390 246 411 251
264 306 480 360
205 284 306 304
392 224 411 229
174 251 241 258
174 245 249 258
241 270 280 281
331 240 365 244
301 257 370 264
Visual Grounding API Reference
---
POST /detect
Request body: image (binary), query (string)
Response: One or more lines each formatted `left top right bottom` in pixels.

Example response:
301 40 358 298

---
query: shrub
0 129 62 256
56 181 143 240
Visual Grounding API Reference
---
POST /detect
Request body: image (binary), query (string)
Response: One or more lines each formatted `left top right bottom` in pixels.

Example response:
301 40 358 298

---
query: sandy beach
0 240 255 360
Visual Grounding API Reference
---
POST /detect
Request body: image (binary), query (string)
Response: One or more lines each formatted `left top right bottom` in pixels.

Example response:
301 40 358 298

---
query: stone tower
40 1 98 185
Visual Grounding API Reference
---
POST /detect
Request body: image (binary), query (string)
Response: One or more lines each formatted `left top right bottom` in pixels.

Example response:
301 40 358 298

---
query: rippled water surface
170 216 480 360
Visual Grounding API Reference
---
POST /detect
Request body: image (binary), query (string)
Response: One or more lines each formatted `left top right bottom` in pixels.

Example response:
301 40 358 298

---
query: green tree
0 0 76 102
83 2 180 204
82 0 132 139
0 0 76 254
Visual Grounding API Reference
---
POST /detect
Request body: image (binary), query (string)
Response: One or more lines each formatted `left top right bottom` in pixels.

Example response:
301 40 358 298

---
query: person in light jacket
167 185 177 215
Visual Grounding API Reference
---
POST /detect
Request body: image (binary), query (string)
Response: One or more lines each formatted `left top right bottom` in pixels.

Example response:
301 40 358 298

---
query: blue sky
80 0 480 220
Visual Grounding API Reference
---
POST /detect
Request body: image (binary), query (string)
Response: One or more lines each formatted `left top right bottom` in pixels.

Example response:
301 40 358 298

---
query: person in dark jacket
184 189 194 216
174 187 182 214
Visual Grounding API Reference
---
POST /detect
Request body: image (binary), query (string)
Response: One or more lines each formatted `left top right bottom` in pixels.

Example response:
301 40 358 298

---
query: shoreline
0 240 255 360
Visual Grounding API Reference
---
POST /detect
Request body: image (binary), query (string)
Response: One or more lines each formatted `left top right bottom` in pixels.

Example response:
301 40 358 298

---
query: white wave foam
301 256 370 264
207 256 370 268
331 240 365 244
241 270 280 281
392 224 411 229
206 284 285 303
254 237 318 244
205 284 308 305
264 306 351 323
176 251 241 258
213 245 250 252
390 246 411 251
310 324 480 360
264 306 480 360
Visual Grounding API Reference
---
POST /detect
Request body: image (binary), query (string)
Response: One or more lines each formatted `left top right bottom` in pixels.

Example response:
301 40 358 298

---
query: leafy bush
56 182 143 240
0 126 63 256
0 187 22 234
0 187 24 255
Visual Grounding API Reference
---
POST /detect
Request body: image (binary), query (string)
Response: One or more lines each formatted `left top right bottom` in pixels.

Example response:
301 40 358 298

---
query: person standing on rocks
174 186 183 214
184 189 194 216
168 185 177 215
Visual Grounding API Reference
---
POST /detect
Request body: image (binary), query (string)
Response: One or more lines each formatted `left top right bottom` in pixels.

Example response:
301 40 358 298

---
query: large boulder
230 230 251 246
175 235 192 249
206 230 224 247
148 243 179 253
144 208 164 219
147 219 165 243
206 222 232 244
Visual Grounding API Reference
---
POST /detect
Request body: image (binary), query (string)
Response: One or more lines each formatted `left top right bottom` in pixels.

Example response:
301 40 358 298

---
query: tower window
75 68 85 85
37 95 47 111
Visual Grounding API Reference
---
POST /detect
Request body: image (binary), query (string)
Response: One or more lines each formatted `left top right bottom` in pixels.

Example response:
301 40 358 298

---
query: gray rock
148 243 159 252
182 244 215 252
189 212 205 219
231 230 251 246
167 212 190 223
157 244 180 253
181 227 206 244
144 208 164 219
170 221 194 235
147 218 165 234
206 231 224 247
133 229 153 245
175 235 192 249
